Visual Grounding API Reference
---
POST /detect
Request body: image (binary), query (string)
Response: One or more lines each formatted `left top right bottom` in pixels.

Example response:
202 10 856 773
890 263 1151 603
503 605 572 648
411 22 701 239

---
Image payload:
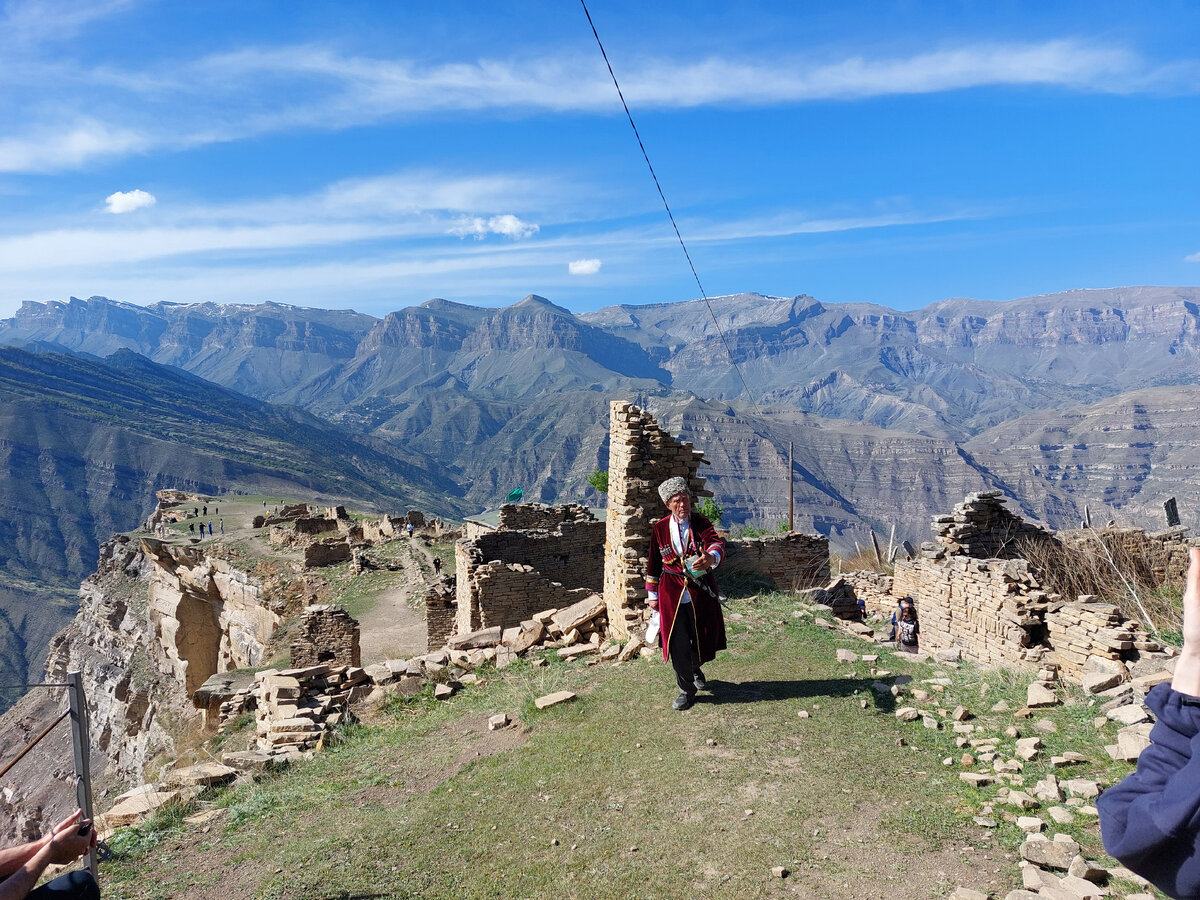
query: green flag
506 486 524 502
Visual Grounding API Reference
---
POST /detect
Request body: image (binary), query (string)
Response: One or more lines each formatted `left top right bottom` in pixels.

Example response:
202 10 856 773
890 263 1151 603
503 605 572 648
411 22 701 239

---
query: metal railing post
66 672 97 881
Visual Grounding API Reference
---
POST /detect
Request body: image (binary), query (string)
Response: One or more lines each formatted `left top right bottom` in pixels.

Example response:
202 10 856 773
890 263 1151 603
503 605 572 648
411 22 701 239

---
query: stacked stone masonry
497 502 593 531
424 577 458 652
893 556 1050 668
601 401 713 638
254 663 370 755
930 490 1054 559
290 605 361 669
844 570 896 618
721 533 830 589
454 508 605 635
888 492 1195 684
1045 599 1150 680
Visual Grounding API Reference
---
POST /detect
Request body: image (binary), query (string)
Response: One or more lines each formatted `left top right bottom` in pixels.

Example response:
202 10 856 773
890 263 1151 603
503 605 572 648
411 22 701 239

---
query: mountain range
1 285 1198 690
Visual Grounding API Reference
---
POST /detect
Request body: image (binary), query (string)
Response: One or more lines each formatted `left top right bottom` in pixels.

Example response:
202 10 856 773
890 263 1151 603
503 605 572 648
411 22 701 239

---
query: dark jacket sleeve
1098 682 1200 899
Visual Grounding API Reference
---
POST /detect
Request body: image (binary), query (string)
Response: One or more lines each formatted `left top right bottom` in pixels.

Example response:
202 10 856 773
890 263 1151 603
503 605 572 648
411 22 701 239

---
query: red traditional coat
644 513 727 664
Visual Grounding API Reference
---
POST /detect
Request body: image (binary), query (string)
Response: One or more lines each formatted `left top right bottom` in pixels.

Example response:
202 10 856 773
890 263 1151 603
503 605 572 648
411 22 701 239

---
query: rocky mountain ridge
2 287 1198 694
0 345 462 696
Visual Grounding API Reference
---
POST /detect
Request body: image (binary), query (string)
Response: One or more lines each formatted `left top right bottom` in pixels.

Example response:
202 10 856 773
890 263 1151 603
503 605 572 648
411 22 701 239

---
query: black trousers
668 601 701 696
28 870 99 900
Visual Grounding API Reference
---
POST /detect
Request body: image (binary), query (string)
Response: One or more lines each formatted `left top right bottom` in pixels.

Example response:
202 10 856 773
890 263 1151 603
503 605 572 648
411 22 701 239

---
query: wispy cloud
1186 250 1200 262
2 38 1195 173
0 120 146 173
448 214 539 240
1 0 134 50
0 168 561 272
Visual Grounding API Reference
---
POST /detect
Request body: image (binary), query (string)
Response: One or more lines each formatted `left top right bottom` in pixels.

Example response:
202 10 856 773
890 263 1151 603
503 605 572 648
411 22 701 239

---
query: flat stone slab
550 594 606 633
535 690 577 710
103 788 184 827
221 750 276 772
1027 682 1060 708
1107 703 1151 726
164 762 238 787
1020 834 1079 870
960 773 995 787
488 713 510 730
448 626 503 651
1081 671 1123 694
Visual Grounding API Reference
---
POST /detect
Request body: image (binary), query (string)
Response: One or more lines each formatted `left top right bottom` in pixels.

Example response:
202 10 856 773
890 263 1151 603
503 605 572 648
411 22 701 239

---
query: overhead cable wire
579 0 760 410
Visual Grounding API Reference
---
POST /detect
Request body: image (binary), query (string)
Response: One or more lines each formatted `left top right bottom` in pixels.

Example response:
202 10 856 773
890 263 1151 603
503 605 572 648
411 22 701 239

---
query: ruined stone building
452 504 605 637
432 402 832 650
870 490 1195 682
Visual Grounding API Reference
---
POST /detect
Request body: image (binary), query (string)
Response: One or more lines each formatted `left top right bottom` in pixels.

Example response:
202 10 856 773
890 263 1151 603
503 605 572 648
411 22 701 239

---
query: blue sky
0 0 1197 319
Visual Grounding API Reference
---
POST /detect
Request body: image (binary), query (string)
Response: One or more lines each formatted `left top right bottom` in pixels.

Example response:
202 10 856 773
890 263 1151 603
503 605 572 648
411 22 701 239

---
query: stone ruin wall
889 491 1192 682
601 402 712 638
1059 525 1192 586
844 570 896 617
498 502 593 531
930 490 1054 559
423 577 458 651
290 605 361 669
362 510 427 542
453 512 605 635
892 555 1050 669
721 533 830 589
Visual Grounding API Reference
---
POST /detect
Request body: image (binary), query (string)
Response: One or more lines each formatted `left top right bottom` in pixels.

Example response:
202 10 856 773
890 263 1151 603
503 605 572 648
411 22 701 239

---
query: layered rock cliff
0 502 315 845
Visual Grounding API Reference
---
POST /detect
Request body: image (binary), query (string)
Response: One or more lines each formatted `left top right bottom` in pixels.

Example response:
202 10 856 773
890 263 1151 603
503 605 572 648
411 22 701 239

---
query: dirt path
358 538 430 664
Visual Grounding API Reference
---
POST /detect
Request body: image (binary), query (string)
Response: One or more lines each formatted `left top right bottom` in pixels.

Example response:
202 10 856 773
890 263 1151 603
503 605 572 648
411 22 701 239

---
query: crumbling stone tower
290 605 361 668
602 401 711 637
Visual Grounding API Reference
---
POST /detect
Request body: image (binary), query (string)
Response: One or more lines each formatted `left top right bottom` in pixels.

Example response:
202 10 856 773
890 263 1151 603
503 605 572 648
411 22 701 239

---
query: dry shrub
1014 532 1183 637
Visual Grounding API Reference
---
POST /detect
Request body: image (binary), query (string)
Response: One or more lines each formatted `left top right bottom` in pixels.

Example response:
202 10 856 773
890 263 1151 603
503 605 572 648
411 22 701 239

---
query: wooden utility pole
788 441 794 533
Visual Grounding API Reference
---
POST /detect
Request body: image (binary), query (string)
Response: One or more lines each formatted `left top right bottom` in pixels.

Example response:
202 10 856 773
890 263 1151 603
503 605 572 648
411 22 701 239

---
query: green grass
99 592 1154 900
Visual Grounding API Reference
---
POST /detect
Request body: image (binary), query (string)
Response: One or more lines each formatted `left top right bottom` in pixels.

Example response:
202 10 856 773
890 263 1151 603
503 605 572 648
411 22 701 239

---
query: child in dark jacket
1099 546 1200 899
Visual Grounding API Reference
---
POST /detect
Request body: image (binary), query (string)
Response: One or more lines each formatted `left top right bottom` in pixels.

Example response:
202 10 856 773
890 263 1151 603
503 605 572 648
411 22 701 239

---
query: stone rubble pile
1045 598 1158 681
930 491 1053 559
251 664 371 756
827 614 1174 900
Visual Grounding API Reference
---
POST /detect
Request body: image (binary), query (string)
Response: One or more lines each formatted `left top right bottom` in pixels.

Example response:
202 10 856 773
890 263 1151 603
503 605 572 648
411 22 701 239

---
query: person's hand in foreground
1172 546 1200 698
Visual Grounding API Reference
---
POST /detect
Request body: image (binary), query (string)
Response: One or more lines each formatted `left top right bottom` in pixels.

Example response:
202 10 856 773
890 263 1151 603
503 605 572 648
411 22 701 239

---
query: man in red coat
644 477 727 710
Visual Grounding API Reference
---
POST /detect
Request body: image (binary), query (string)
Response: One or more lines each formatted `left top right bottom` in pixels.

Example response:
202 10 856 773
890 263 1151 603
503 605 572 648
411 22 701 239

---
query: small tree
587 469 609 495
696 496 723 525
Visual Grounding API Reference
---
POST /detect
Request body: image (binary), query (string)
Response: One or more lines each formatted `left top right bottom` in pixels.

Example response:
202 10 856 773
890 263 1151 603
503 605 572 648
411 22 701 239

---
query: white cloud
568 258 602 275
1186 250 1200 262
3 38 1194 174
0 120 147 173
1 0 134 50
105 189 156 214
449 214 539 240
